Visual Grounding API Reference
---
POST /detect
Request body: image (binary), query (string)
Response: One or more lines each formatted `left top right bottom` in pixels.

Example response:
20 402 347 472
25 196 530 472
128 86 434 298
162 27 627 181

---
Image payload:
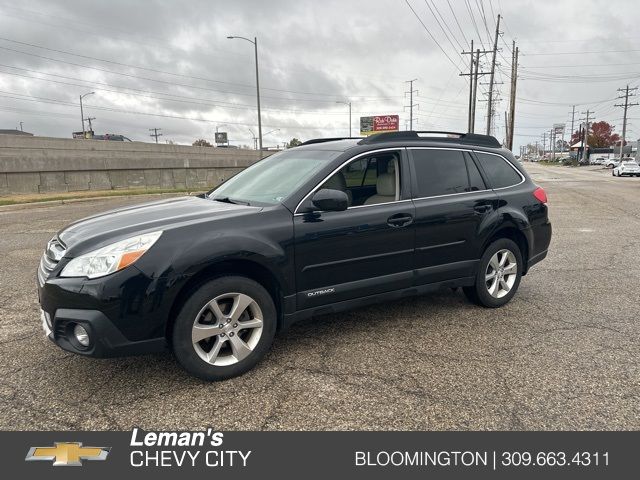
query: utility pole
149 128 163 144
486 14 501 135
569 105 576 141
84 117 95 133
580 110 593 162
542 132 546 157
535 140 539 158
460 43 492 133
615 85 638 159
507 42 518 150
467 40 474 133
404 79 418 130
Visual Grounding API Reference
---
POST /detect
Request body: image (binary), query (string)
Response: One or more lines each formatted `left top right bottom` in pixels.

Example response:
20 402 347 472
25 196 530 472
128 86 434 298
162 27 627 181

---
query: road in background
0 163 638 430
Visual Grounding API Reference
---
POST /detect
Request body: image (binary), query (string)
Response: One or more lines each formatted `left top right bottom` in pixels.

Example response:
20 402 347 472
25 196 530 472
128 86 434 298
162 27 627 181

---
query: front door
293 149 415 310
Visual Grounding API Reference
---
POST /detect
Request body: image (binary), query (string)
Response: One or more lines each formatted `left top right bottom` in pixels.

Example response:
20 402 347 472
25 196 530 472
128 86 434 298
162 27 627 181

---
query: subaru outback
37 131 551 380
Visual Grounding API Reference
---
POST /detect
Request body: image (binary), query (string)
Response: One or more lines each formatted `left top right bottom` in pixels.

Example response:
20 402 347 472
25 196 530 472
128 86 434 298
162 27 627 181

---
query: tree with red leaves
570 121 620 148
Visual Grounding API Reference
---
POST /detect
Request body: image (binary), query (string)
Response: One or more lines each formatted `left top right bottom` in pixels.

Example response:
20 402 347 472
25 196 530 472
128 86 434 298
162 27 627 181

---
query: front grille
38 236 66 285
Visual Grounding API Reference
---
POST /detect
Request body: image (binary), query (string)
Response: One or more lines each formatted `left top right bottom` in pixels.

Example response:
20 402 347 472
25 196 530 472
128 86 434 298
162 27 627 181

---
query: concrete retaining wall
0 136 272 195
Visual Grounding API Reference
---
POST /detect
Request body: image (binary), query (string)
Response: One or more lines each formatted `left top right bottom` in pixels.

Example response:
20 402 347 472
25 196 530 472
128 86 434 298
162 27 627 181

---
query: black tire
172 276 277 381
463 238 523 308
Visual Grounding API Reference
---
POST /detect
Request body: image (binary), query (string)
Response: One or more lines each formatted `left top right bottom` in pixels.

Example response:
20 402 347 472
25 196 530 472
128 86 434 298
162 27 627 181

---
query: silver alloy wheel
485 249 518 299
191 292 263 366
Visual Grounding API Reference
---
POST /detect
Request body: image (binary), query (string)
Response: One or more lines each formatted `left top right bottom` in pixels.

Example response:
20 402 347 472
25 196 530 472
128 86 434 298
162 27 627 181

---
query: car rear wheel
463 238 523 308
172 276 277 381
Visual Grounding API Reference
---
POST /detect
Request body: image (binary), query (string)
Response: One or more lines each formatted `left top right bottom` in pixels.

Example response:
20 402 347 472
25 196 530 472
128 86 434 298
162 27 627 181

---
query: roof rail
298 137 362 146
357 131 501 148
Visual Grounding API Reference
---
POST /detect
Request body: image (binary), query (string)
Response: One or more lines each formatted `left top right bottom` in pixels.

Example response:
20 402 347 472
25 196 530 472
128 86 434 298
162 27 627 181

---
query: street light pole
336 101 352 136
227 35 262 153
79 91 95 137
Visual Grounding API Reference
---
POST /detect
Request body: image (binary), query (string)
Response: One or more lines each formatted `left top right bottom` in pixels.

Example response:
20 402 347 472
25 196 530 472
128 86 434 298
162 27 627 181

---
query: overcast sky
0 0 638 150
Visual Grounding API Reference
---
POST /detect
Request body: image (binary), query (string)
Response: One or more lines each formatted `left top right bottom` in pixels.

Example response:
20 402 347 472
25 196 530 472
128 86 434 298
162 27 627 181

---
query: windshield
209 149 340 206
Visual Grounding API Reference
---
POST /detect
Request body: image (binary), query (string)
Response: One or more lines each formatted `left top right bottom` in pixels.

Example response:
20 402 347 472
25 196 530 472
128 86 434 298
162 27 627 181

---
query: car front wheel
172 276 277 381
464 238 523 308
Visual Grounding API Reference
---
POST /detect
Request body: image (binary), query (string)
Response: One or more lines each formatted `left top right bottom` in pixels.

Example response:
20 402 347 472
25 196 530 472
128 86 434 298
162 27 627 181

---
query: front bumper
38 265 172 358
40 307 167 358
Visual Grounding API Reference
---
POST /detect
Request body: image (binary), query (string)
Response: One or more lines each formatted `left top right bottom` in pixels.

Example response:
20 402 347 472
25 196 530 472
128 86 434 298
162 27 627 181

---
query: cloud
0 0 638 147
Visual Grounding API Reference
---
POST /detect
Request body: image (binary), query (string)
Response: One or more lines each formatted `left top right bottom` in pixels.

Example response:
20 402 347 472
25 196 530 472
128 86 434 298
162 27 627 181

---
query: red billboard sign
360 115 400 135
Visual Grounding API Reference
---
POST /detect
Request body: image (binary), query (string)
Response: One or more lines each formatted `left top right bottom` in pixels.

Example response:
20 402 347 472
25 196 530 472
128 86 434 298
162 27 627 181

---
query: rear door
293 149 415 310
408 147 498 285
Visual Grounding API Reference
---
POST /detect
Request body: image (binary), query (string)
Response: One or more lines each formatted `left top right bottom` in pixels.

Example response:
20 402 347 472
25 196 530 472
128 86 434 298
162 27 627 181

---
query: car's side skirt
283 275 475 329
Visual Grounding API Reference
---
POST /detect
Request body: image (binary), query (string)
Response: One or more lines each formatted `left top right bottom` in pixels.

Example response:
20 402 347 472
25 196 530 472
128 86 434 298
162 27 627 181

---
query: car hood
58 195 260 250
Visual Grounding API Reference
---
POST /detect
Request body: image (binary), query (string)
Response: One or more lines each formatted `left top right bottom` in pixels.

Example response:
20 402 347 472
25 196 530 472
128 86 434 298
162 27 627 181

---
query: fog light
73 324 90 347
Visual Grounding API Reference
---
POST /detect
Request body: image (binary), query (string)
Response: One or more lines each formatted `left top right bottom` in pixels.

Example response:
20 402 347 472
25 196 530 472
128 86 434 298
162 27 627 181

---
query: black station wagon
37 131 551 380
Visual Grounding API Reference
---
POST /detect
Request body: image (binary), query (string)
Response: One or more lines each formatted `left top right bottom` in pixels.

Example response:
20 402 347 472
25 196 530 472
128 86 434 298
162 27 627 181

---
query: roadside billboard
360 115 399 136
215 132 228 144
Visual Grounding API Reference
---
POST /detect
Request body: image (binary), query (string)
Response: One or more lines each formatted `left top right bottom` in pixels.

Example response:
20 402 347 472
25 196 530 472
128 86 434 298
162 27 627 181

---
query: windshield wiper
211 196 251 206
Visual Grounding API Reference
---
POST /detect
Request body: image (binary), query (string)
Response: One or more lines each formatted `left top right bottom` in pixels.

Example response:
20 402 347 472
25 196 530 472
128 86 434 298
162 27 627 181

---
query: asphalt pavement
0 163 638 430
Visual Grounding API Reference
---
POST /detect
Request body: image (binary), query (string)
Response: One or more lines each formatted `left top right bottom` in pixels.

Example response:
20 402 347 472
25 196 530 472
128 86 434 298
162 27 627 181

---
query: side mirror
311 189 348 212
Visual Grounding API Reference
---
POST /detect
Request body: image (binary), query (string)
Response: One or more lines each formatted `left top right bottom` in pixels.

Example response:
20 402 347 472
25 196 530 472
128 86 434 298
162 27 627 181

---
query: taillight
533 186 548 204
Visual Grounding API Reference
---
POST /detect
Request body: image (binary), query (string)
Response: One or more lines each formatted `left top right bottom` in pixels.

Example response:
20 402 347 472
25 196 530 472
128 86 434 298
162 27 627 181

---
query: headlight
60 231 162 279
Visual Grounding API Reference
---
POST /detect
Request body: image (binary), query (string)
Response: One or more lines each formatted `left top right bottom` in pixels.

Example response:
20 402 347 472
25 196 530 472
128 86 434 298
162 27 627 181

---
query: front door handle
387 213 413 227
474 205 492 214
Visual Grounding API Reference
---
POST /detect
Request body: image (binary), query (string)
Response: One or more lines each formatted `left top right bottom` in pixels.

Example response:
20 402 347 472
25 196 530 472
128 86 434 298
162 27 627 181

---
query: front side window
319 151 401 207
410 149 469 197
475 152 522 189
210 149 340 206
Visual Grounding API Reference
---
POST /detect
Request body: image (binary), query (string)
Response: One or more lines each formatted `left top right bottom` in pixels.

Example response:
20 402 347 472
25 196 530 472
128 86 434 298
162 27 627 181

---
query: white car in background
612 160 640 177
605 158 621 168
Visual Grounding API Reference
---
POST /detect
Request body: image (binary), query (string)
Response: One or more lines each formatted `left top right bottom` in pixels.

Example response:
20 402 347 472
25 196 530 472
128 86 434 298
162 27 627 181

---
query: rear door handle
387 213 413 227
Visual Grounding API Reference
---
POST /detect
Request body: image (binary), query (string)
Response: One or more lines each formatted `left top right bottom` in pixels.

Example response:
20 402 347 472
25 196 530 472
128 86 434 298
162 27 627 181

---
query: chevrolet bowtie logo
25 442 110 466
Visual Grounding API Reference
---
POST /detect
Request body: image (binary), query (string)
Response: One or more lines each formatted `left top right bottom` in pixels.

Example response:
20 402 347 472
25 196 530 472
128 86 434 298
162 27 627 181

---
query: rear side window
410 149 468 197
475 152 522 189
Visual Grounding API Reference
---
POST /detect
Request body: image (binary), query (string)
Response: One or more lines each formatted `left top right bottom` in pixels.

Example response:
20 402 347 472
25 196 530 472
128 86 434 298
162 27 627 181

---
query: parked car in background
606 158 621 168
613 160 640 177
591 157 606 165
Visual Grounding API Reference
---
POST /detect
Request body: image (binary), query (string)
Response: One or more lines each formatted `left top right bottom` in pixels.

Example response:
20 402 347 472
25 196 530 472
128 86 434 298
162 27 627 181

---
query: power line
423 0 465 54
463 0 485 46
0 65 403 116
404 0 462 70
446 0 471 49
0 37 394 100
0 90 349 130
523 48 640 56
474 0 493 45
